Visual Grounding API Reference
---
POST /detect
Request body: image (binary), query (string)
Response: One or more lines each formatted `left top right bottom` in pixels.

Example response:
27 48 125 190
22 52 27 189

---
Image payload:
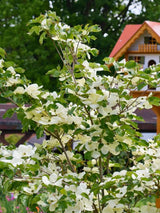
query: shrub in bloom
0 11 160 212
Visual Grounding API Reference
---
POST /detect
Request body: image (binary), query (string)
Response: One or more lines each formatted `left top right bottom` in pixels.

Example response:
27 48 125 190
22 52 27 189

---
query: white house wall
127 30 160 90
128 53 160 69
128 53 160 90
128 30 160 70
128 30 160 51
144 54 160 69
128 30 150 51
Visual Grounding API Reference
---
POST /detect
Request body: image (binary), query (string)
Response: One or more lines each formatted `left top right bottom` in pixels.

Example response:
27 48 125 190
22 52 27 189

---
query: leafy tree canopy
0 0 160 90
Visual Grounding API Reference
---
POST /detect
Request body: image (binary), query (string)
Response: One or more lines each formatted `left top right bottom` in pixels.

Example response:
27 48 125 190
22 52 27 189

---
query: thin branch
99 155 105 210
117 0 133 22
119 87 149 115
54 35 77 85
64 40 78 85
93 202 99 213
38 205 44 213
84 105 94 125
53 41 64 63
99 156 103 182
47 31 65 64
106 152 111 174
0 88 19 107
98 193 102 213
44 128 76 173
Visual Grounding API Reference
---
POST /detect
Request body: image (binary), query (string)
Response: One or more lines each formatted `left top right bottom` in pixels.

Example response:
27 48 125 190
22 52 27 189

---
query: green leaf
135 155 145 162
137 82 146 91
103 180 116 189
36 125 44 138
135 196 156 207
0 161 11 169
27 14 44 25
4 61 16 68
148 96 160 106
68 106 76 115
0 48 6 58
84 151 92 160
18 194 30 207
10 180 28 191
3 179 12 192
28 26 41 35
39 32 47 45
155 170 160 174
48 11 60 21
144 68 151 74
31 194 41 205
3 108 15 119
88 25 101 32
15 67 25 73
46 69 60 77
109 162 121 168
81 192 89 199
101 64 110 71
103 57 115 65
125 60 137 69
90 35 97 40
89 48 99 57
60 188 67 195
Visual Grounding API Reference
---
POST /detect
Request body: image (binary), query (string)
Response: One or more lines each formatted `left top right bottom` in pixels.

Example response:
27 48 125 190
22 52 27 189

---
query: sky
124 0 142 15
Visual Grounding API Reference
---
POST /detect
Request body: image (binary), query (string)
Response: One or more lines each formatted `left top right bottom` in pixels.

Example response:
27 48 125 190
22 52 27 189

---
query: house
110 21 160 71
109 21 160 135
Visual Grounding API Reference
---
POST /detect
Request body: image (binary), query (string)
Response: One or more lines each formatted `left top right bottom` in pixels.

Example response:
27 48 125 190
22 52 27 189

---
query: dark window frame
144 36 157 44
128 56 145 64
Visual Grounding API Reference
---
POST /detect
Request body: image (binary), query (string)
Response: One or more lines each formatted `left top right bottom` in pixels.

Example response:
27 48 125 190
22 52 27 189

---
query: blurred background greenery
0 0 160 90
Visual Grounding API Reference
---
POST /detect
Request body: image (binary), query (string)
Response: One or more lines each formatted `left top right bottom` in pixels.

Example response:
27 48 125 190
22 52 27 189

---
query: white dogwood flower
12 145 36 158
59 151 75 161
0 59 4 68
25 84 42 99
14 86 25 94
131 76 140 85
23 182 42 194
116 186 127 198
140 205 157 213
0 157 24 167
6 78 21 87
42 173 62 187
41 18 49 30
7 66 16 75
48 192 62 211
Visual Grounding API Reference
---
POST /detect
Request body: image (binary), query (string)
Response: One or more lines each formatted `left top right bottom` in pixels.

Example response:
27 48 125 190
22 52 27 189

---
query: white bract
0 59 4 68
25 83 42 99
12 144 36 158
14 86 25 94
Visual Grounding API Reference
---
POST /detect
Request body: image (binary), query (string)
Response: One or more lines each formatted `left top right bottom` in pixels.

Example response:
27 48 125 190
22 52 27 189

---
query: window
144 37 157 44
128 56 145 64
148 60 156 67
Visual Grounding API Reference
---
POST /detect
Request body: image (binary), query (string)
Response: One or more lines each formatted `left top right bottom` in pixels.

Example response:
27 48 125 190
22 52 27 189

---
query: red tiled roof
145 21 160 37
109 21 160 58
109 24 141 57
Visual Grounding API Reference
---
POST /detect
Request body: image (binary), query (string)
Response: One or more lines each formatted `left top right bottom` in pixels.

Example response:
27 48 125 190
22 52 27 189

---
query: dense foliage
0 0 160 89
0 11 160 212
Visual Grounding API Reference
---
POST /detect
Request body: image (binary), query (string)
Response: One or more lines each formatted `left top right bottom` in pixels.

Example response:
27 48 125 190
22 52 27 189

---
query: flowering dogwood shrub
0 11 160 212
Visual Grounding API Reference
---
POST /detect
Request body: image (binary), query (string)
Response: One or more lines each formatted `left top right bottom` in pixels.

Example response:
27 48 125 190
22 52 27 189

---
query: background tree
0 0 160 90
0 0 58 90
